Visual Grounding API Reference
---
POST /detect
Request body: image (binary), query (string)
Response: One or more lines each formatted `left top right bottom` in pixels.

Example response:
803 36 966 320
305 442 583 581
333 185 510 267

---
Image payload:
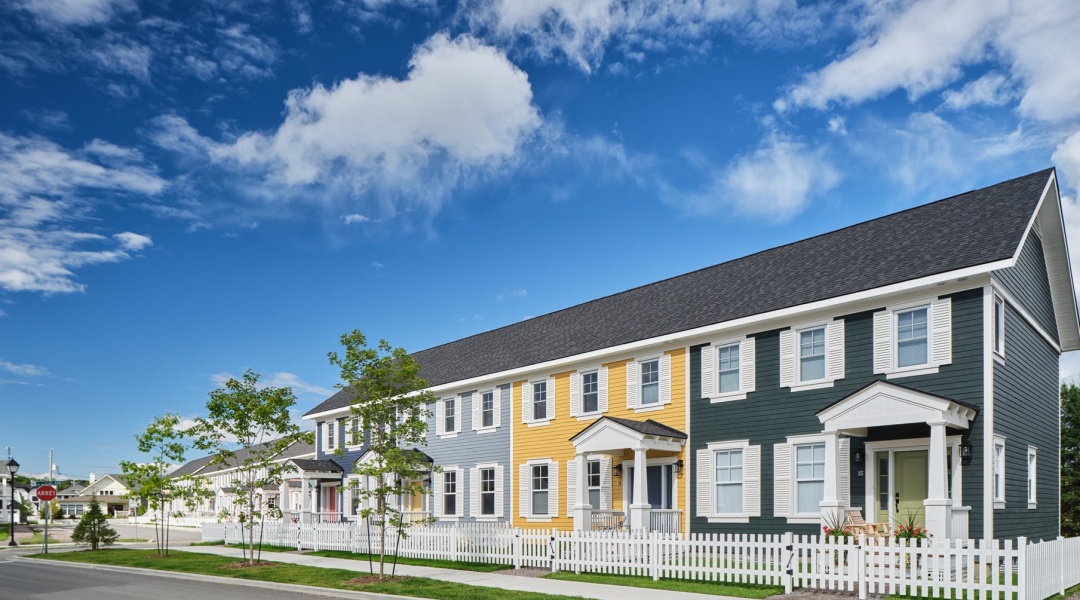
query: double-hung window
480 467 496 516
444 397 456 433
532 382 547 421
586 460 601 509
714 449 743 515
531 465 549 515
640 359 660 405
799 327 826 382
582 371 599 414
325 421 336 450
795 443 825 514
443 471 457 516
481 391 495 428
718 343 740 393
897 307 929 368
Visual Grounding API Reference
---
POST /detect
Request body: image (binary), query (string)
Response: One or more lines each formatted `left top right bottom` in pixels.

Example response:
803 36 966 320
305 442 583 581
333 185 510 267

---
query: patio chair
843 509 889 538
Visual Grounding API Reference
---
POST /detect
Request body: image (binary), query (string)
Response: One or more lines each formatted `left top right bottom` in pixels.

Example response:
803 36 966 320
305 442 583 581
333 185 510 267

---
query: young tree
71 497 118 550
329 330 435 578
189 369 313 564
1062 384 1080 536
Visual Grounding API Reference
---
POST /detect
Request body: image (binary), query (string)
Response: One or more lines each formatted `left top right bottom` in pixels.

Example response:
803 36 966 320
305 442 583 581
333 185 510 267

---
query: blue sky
3 0 1080 478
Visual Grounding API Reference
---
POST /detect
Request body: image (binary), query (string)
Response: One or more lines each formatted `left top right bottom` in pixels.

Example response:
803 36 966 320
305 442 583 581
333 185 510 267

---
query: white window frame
716 341 741 396
714 448 744 516
479 466 497 516
323 420 337 452
439 396 460 438
443 469 459 519
894 304 931 371
704 335 755 402
698 439 759 523
874 297 951 380
530 462 550 518
993 435 1006 509
479 389 496 430
994 295 1006 360
580 370 601 416
586 459 602 510
796 325 828 384
1027 445 1036 509
793 441 826 518
638 357 661 406
530 379 551 425
346 416 362 449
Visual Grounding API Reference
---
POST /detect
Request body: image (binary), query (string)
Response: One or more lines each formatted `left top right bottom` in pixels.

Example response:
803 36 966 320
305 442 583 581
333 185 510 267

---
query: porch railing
590 510 624 531
950 505 970 539
398 511 432 525
295 511 344 524
649 509 682 533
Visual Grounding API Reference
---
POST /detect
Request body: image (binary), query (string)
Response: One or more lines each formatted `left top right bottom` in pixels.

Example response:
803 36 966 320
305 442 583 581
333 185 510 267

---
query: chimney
89 471 96 484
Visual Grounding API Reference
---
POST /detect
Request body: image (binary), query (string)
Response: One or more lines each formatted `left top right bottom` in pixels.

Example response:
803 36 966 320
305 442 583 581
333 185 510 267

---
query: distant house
0 473 31 523
56 473 131 518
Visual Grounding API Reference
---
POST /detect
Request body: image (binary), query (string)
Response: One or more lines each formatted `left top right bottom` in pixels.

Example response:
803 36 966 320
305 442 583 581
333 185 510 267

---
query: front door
894 450 927 528
627 465 674 509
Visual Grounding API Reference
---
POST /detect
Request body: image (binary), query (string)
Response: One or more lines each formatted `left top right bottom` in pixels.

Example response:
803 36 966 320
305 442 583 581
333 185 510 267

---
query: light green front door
894 450 927 528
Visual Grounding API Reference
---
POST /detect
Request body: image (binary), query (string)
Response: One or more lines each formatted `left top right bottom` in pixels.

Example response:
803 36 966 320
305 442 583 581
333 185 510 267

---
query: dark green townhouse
690 168 1077 542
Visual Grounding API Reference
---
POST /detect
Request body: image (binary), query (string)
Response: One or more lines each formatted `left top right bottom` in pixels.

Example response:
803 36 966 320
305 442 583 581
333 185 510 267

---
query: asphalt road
0 558 340 600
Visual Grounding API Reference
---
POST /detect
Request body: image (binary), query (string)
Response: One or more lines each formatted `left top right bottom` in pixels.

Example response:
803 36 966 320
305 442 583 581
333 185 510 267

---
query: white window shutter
931 297 952 366
470 467 479 518
626 361 639 409
433 471 443 518
598 367 609 413
873 311 892 373
701 345 716 398
518 465 529 517
521 384 531 425
827 319 845 381
779 330 796 388
660 353 672 405
494 386 503 428
741 338 756 393
745 445 761 518
435 400 444 436
839 439 851 508
456 469 465 517
569 373 581 417
565 460 577 516
546 376 556 421
495 466 505 518
548 461 559 517
773 443 792 517
600 457 612 509
472 392 480 431
696 448 713 517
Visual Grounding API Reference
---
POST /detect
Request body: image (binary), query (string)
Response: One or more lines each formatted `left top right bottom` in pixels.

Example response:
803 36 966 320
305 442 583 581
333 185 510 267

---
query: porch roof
816 380 978 435
570 417 687 454
287 459 345 475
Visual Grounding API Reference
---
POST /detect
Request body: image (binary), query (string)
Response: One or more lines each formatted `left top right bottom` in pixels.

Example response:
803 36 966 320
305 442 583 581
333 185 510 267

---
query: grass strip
544 570 782 599
32 549 585 600
211 543 511 572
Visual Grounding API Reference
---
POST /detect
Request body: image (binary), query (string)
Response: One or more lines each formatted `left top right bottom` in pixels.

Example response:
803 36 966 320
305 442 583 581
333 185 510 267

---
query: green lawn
210 542 511 572
544 570 782 599
116 538 150 543
32 549 586 600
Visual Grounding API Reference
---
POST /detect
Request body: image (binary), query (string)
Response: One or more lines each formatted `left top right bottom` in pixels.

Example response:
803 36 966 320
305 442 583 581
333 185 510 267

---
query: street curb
11 555 416 600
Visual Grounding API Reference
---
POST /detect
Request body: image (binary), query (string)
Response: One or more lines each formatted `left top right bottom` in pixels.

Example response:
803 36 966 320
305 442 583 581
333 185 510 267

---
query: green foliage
328 330 436 578
1063 384 1080 537
70 497 118 550
188 368 313 564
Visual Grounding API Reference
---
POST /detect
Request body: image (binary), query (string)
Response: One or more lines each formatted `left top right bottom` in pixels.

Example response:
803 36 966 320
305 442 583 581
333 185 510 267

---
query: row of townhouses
182 169 1077 542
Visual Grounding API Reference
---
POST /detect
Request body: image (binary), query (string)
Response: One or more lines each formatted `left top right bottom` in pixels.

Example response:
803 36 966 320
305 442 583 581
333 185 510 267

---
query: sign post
36 486 56 554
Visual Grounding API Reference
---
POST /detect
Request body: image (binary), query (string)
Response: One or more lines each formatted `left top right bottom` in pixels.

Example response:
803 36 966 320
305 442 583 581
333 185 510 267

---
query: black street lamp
4 458 18 547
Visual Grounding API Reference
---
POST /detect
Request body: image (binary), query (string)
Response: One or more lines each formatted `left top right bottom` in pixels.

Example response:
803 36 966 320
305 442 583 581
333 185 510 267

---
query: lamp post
5 458 18 547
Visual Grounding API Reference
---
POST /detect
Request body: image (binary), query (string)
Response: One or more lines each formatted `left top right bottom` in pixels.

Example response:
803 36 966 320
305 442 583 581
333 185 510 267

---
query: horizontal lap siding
994 234 1058 341
315 419 367 471
689 288 985 537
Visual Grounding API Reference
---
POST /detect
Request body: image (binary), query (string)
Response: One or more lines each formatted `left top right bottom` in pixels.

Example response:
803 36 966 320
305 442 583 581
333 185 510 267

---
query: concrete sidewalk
181 544 752 600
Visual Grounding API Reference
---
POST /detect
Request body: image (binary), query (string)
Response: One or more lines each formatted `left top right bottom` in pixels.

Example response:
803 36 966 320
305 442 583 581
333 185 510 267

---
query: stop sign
36 485 57 501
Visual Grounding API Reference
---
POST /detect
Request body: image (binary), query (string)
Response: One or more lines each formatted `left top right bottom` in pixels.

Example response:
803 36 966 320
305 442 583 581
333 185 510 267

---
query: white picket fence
200 523 1079 600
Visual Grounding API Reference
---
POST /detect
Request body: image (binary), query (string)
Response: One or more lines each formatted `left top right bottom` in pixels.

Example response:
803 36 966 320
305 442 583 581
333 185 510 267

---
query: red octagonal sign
36 485 57 502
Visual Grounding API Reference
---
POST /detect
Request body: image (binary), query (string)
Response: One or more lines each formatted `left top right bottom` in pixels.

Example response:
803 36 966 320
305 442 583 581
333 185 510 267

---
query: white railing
398 511 432 525
295 511 344 524
950 506 970 539
590 510 624 531
648 509 682 533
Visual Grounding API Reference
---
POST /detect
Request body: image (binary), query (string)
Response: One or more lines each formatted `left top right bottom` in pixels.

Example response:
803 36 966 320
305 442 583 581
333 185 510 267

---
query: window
795 443 825 514
444 397 456 433
531 464 549 515
714 449 743 514
348 417 361 446
718 343 740 393
481 391 495 428
798 327 826 382
1027 446 1037 507
582 371 599 414
640 359 660 405
994 296 1005 356
443 471 457 516
532 381 547 421
586 460 601 509
897 307 929 367
480 467 496 515
326 421 336 450
993 437 1006 507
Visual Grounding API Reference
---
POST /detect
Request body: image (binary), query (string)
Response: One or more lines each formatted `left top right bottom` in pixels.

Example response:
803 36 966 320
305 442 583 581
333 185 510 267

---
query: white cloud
21 109 71 131
495 288 527 301
0 133 165 294
941 72 1014 110
341 213 371 224
90 40 152 81
827 116 847 135
113 232 153 251
0 360 49 377
1052 131 1080 193
670 134 839 223
210 371 334 400
371 260 385 269
16 0 135 27
1052 131 1080 296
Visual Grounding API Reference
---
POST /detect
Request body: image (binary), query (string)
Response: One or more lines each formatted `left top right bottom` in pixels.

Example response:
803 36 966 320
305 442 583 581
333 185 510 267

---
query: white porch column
300 478 310 512
925 421 951 539
343 480 354 517
629 447 650 530
820 431 843 528
279 479 289 514
572 452 592 531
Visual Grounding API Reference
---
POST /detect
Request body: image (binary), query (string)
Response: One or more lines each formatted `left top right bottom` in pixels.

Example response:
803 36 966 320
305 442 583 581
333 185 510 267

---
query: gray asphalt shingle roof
570 417 688 441
306 169 1052 417
169 438 316 478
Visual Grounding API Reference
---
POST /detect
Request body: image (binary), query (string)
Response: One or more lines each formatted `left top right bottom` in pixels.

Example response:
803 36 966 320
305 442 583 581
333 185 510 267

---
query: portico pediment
817 381 977 434
570 416 687 454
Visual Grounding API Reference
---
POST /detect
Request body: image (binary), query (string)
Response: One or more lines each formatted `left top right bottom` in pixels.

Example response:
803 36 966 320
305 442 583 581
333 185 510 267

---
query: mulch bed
497 567 550 578
345 575 409 585
221 561 276 570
